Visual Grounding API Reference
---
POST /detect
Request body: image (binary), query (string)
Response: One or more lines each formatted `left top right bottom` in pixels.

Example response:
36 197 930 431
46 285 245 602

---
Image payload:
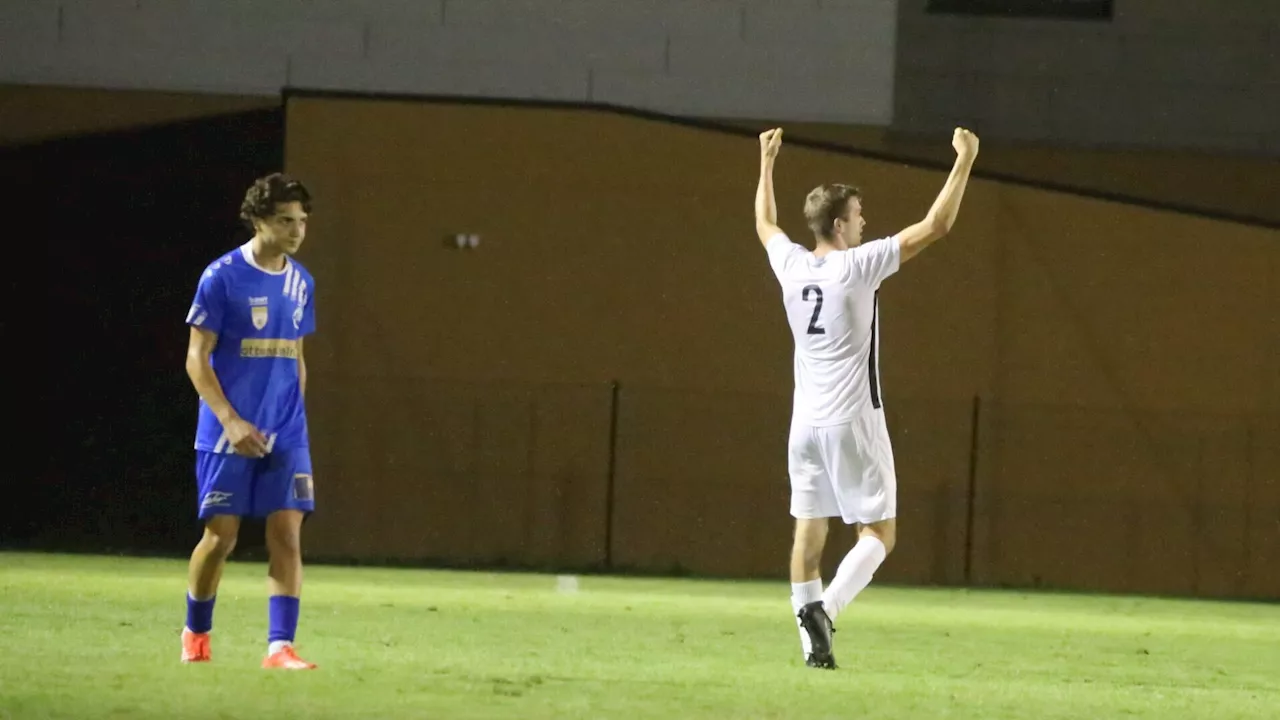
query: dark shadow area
1 107 284 557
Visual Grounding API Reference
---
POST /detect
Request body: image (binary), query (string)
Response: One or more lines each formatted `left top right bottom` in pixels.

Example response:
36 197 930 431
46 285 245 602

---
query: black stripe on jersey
869 291 882 409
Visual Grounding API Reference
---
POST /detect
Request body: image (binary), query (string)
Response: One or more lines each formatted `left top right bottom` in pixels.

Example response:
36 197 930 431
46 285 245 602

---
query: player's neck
249 236 288 272
812 239 847 258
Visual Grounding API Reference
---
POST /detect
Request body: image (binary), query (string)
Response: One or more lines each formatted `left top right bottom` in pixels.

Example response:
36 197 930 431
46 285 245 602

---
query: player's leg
187 514 242 615
787 422 840 668
264 509 310 667
820 412 897 623
184 452 251 663
255 448 316 669
790 518 831 665
791 518 829 582
821 518 894 622
183 515 241 662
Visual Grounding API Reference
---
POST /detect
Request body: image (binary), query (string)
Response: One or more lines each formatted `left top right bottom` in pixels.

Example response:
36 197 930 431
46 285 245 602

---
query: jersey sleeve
764 232 805 279
847 236 901 288
298 274 316 337
185 264 228 334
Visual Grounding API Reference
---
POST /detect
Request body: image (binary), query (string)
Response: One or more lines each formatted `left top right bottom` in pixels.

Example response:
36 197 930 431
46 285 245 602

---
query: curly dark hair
239 173 312 231
803 183 861 239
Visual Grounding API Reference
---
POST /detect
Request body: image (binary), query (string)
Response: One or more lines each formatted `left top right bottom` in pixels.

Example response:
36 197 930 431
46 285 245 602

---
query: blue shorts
195 448 315 520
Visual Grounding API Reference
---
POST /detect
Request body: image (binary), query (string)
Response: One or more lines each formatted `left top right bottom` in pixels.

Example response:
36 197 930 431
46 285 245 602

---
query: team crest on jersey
249 296 269 330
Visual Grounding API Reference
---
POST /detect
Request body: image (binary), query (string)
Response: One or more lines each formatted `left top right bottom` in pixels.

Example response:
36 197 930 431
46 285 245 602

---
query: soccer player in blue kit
180 173 318 669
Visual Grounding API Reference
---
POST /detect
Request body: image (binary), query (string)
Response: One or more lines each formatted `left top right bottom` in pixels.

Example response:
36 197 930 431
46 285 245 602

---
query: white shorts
788 410 897 525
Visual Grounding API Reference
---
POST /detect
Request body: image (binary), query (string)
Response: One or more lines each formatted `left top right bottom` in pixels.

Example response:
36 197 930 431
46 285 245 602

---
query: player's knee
267 533 301 558
200 527 238 558
803 544 823 570
792 519 828 564
792 536 821 561
880 534 896 555
265 523 302 558
265 509 304 533
802 538 825 565
861 520 896 555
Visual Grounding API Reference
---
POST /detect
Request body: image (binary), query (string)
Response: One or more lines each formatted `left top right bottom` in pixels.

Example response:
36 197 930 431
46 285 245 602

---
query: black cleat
798 601 836 669
806 653 837 669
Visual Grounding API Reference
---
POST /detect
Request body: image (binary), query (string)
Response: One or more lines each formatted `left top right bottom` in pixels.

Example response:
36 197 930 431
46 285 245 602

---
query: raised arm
755 128 785 246
896 128 979 263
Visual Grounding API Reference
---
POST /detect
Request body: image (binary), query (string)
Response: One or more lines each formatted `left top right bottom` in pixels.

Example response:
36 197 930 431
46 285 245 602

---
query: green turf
1 552 1276 719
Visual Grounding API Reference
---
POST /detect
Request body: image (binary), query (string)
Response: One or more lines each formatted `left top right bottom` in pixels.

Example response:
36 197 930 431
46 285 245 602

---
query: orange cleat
181 628 211 663
262 645 317 670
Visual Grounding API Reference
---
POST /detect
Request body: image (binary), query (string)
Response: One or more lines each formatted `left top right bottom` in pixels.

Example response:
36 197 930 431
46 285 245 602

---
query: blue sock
186 594 216 634
268 595 300 644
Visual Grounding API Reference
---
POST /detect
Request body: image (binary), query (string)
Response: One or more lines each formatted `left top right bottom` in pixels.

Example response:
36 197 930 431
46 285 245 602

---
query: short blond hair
803 184 860 239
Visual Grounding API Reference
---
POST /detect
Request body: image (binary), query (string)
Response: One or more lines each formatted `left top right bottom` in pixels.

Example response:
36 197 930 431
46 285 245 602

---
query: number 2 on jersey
802 285 825 335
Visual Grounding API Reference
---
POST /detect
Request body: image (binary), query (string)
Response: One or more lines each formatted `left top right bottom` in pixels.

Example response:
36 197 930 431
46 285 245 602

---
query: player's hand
759 128 783 162
224 417 269 458
952 127 979 160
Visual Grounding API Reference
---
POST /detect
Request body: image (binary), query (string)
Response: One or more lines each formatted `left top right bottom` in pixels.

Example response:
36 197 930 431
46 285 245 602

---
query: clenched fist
952 127 979 160
759 128 783 162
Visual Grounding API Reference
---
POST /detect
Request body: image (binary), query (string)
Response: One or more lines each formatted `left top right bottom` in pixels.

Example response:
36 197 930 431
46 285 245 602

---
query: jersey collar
240 241 291 276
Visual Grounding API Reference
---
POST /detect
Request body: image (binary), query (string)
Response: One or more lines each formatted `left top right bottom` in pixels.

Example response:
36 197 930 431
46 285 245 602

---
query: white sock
790 579 823 658
821 536 887 623
268 640 292 656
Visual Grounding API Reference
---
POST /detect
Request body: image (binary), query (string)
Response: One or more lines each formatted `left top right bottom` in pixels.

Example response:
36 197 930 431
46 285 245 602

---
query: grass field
1 552 1277 719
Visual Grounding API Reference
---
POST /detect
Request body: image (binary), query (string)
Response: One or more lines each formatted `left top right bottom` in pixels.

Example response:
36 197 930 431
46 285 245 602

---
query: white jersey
765 232 901 426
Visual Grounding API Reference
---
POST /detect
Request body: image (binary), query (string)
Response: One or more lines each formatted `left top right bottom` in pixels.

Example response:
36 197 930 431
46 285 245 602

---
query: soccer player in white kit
754 126 979 668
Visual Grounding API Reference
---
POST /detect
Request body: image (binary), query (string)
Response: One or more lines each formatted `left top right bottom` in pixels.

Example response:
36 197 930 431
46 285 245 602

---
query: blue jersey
186 242 316 454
